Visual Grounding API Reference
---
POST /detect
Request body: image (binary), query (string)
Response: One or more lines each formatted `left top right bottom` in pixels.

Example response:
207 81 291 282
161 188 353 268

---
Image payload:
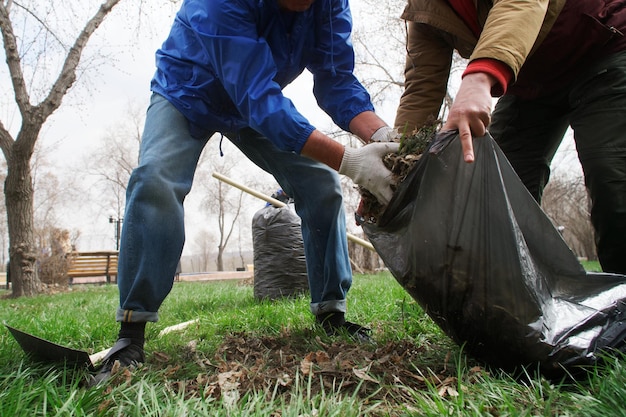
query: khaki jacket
394 0 566 131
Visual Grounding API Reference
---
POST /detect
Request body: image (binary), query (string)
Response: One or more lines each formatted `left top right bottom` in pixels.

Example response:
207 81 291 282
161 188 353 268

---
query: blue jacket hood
150 0 374 152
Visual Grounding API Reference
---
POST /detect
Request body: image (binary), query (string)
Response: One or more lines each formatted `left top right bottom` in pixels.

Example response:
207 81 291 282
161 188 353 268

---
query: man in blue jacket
91 0 398 384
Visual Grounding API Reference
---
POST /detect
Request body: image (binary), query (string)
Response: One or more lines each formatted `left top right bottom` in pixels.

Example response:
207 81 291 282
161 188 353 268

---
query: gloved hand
370 126 400 142
339 142 400 205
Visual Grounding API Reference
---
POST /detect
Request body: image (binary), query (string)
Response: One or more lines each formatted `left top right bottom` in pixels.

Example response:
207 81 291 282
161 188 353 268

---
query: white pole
212 172 375 251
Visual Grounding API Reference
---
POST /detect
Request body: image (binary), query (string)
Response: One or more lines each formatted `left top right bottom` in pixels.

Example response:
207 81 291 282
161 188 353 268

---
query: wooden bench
67 251 118 285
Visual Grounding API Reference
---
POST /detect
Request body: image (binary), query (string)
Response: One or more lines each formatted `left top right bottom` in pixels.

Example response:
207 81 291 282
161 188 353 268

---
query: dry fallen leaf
300 353 315 376
217 370 242 407
353 365 379 384
436 376 459 398
277 373 292 387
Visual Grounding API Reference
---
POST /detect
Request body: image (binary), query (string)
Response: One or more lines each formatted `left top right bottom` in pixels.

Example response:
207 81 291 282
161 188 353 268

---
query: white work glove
339 142 400 205
370 126 400 142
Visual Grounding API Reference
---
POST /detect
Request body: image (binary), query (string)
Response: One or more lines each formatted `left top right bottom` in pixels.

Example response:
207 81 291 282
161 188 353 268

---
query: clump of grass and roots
357 118 440 224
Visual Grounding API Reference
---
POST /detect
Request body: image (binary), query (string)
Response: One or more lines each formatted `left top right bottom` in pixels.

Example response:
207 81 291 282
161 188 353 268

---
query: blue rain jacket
151 0 374 153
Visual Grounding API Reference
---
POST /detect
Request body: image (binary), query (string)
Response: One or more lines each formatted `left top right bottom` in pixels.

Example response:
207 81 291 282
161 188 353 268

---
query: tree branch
0 120 14 160
13 1 65 48
38 0 123 121
0 2 32 116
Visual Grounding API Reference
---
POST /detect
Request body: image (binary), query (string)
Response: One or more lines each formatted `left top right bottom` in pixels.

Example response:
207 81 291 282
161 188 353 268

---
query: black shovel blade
4 322 94 370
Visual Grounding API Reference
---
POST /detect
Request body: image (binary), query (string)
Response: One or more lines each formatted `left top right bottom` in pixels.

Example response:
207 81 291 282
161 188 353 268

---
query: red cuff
463 58 513 96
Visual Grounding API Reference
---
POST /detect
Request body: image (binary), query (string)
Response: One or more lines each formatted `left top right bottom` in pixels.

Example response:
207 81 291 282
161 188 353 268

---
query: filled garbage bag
363 131 626 379
252 204 309 300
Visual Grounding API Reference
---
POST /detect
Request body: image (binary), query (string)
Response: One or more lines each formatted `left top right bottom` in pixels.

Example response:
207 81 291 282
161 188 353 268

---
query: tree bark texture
5 140 40 296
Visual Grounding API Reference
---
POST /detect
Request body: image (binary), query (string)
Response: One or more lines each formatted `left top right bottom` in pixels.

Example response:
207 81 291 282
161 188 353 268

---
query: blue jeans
490 51 626 274
116 93 352 323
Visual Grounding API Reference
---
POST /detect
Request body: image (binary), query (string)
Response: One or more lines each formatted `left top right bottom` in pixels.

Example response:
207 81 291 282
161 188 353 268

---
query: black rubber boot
316 312 372 343
87 338 145 387
87 322 146 387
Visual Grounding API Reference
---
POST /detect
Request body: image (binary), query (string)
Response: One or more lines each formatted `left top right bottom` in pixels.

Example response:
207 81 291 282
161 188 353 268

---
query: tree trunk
217 246 225 271
0 0 124 297
5 136 40 297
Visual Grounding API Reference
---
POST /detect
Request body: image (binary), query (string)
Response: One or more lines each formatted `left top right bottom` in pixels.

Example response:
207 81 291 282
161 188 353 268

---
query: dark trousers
489 51 626 274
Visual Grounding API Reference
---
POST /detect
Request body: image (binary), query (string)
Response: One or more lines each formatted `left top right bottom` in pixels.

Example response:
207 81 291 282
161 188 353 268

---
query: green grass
0 270 624 416
580 260 602 272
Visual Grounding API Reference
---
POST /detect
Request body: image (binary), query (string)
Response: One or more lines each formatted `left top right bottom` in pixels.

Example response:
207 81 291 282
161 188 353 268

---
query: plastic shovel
5 318 198 371
4 322 109 371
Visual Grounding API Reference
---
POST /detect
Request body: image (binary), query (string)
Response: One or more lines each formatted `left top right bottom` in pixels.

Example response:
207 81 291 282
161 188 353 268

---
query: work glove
370 126 400 142
339 142 400 205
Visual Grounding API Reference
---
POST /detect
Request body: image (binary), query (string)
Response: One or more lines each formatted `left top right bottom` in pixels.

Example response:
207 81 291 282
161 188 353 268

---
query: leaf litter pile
102 326 485 413
98 285 487 413
356 119 439 225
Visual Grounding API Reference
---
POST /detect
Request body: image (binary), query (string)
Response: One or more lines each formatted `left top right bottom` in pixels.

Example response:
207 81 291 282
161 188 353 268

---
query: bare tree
84 102 143 219
32 168 80 282
31 139 82 246
191 229 217 273
236 218 248 270
212 169 244 272
542 174 597 261
193 144 245 271
0 0 126 296
352 0 406 107
0 140 80 282
0 160 7 268
0 1 181 295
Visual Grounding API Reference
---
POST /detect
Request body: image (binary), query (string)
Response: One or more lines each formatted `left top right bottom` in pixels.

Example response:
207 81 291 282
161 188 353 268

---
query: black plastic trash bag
252 204 308 300
363 131 626 379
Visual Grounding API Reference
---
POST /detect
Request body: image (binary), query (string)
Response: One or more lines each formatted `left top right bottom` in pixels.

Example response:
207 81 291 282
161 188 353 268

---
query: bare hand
442 72 496 163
